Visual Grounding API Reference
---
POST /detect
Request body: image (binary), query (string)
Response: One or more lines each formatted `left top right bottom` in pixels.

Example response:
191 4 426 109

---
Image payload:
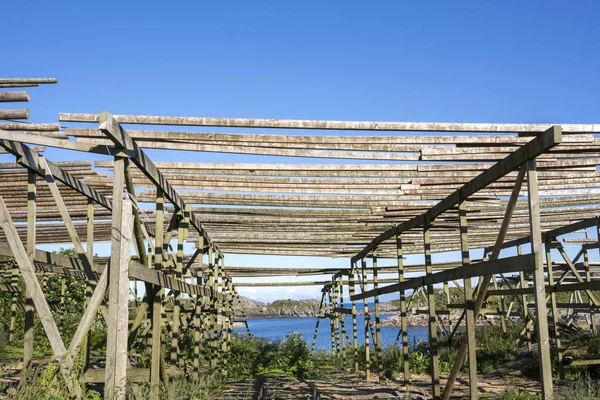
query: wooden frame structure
1 78 600 399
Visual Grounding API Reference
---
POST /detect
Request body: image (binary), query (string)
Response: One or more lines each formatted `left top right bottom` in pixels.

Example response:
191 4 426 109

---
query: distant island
237 296 399 319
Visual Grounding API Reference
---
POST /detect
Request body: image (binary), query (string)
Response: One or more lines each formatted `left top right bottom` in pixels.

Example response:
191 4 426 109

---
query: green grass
554 377 600 400
499 388 540 400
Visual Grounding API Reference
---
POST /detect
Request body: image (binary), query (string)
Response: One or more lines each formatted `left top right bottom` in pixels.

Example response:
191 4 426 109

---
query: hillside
237 297 322 318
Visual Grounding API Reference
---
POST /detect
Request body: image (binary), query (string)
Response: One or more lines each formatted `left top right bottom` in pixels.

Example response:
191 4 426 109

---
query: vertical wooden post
208 247 217 370
60 278 66 305
459 198 478 400
492 275 507 333
361 257 371 380
8 267 17 342
219 255 227 371
424 218 441 399
327 287 335 355
311 291 324 351
584 249 597 334
24 169 36 371
544 238 564 379
526 159 553 399
84 199 94 368
396 234 409 385
339 275 347 366
443 281 452 334
332 279 340 360
373 249 384 382
193 236 204 381
348 262 359 373
150 189 164 399
226 278 234 355
171 206 188 368
105 157 133 400
517 245 533 352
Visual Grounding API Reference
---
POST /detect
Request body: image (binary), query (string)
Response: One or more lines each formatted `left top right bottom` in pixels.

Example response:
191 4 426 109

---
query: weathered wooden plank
59 113 600 133
0 78 58 85
0 92 30 102
84 368 149 383
0 109 29 120
0 122 60 131
70 128 594 144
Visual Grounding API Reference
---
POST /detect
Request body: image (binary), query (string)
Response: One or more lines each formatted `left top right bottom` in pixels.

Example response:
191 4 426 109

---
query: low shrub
227 332 325 379
554 377 600 400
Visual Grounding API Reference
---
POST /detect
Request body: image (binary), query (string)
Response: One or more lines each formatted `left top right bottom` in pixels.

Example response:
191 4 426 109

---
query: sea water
233 314 429 351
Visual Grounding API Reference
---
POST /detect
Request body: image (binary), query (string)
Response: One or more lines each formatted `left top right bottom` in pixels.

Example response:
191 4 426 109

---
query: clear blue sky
2 1 599 302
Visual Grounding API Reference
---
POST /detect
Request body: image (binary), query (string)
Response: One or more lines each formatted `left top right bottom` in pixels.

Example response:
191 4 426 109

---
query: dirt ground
1 360 541 399
252 367 541 399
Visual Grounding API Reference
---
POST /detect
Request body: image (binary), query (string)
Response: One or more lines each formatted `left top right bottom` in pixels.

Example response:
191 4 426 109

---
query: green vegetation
498 378 600 400
554 377 600 400
125 376 227 400
374 324 524 379
226 332 327 379
499 388 540 400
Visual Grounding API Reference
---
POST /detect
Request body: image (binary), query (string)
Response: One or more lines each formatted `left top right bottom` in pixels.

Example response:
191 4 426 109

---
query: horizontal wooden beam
351 254 536 301
128 260 224 299
59 113 600 133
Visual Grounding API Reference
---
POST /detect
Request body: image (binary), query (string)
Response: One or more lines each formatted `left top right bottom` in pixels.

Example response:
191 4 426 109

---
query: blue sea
233 314 429 351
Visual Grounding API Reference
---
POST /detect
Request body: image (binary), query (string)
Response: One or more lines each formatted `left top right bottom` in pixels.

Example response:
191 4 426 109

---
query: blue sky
2 1 600 302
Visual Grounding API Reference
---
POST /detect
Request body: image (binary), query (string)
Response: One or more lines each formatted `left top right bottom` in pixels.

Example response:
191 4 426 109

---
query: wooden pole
339 275 347 366
584 249 597 334
544 238 564 379
193 236 204 381
492 275 507 333
8 267 17 342
333 279 340 360
396 234 410 385
327 288 335 355
373 250 384 382
527 159 553 399
104 168 133 400
84 199 94 368
459 198 478 400
208 247 217 370
424 219 441 399
518 245 533 352
171 206 187 368
348 262 359 373
361 257 371 380
24 170 36 371
150 189 164 399
443 281 452 335
311 291 325 352
218 255 226 370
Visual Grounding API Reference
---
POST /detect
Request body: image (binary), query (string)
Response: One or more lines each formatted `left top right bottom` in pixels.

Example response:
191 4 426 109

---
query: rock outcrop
237 297 322 318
